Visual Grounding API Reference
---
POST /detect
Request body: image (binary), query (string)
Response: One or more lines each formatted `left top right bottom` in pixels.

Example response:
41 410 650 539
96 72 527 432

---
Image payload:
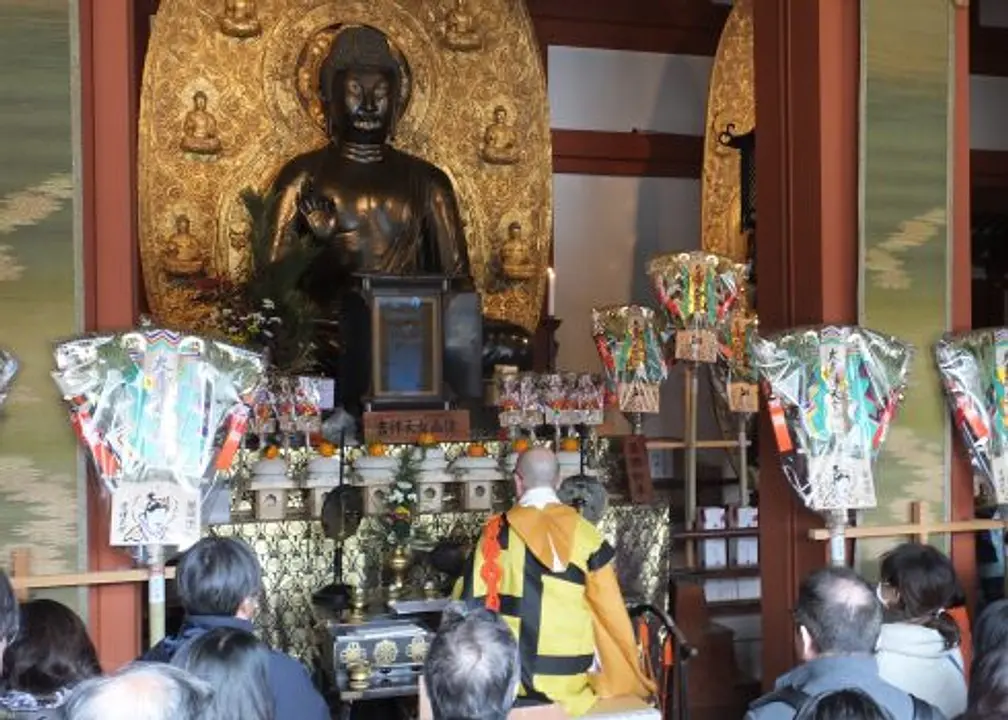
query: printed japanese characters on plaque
363 410 471 444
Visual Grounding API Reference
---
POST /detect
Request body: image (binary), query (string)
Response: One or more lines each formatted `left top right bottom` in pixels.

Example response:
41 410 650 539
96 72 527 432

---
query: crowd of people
0 447 1004 720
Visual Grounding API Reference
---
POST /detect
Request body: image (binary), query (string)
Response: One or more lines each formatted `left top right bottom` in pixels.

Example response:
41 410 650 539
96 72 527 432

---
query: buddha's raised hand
296 180 340 240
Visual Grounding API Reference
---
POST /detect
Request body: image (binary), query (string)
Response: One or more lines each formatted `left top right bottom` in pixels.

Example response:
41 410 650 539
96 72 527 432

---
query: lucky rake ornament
751 326 912 566
591 304 668 435
52 328 266 644
935 328 1008 502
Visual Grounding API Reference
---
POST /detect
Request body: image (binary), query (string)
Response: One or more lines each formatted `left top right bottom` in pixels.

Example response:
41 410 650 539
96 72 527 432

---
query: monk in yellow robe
454 448 654 716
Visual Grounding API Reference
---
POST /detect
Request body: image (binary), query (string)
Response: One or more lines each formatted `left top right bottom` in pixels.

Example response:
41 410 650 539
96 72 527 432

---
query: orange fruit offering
417 431 437 447
513 438 530 453
467 444 487 458
367 442 386 457
263 445 280 460
559 437 580 452
318 442 336 458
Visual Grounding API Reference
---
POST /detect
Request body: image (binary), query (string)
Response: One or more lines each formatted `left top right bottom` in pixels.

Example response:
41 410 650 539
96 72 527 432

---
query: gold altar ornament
347 662 371 691
701 0 754 263
139 0 552 334
340 640 364 665
373 639 399 666
407 634 429 663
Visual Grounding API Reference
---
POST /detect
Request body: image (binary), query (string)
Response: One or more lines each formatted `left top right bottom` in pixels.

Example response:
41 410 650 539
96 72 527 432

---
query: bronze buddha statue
269 25 471 314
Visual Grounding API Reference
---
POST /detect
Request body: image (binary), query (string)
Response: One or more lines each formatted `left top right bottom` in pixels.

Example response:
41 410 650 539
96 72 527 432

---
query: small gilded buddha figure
443 0 482 51
218 0 262 39
163 215 205 277
269 25 470 313
500 222 535 281
180 91 223 156
481 105 519 165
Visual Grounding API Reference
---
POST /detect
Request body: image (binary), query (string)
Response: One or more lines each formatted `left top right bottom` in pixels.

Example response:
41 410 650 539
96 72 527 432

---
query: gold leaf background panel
138 0 553 333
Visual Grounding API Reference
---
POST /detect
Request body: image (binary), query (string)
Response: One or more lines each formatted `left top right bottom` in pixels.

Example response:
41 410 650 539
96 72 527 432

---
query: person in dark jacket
745 568 944 720
141 537 329 720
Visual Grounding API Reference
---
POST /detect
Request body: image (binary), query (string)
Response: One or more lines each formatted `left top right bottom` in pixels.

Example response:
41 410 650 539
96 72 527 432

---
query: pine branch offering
214 189 321 372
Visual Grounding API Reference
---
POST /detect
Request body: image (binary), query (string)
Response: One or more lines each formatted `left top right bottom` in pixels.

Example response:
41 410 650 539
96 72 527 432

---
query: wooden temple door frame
753 0 974 688
77 0 143 669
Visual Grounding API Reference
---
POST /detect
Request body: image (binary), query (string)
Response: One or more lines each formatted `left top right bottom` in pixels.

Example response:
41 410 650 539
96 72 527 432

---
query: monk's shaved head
515 447 559 491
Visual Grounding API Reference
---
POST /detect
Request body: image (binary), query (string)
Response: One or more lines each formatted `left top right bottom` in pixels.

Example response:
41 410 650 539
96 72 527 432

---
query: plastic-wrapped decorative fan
751 325 912 513
647 251 748 364
51 329 266 547
935 328 1008 502
591 305 668 414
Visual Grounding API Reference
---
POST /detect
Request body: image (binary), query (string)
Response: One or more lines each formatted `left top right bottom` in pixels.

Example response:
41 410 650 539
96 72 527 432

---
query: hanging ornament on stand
51 328 266 645
710 311 760 505
935 328 1008 502
648 251 750 535
751 326 913 566
591 305 668 435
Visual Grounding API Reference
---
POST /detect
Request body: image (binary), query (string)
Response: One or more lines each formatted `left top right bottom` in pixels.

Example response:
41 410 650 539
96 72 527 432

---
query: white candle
546 267 556 317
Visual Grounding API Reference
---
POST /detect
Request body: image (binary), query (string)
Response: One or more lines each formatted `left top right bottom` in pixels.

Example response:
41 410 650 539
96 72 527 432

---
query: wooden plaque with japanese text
363 410 471 444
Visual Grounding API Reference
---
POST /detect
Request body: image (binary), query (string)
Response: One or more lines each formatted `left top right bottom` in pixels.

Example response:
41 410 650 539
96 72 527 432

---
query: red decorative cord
480 515 503 612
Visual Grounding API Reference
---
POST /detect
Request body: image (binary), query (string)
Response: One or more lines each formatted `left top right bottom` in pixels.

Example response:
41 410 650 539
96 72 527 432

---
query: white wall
972 0 1008 151
548 47 722 443
549 47 713 135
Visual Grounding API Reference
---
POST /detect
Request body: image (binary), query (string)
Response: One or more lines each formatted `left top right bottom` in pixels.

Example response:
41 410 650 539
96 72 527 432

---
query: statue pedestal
340 275 482 413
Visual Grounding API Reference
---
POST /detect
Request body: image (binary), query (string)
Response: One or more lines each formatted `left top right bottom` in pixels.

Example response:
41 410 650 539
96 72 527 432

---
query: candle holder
533 317 562 372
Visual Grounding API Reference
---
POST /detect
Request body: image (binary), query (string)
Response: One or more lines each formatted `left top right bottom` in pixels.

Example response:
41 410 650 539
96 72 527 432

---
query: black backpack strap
749 686 812 712
910 695 934 720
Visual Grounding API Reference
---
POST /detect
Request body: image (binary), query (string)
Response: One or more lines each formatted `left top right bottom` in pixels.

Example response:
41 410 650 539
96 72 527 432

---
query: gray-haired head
177 536 263 618
425 602 520 720
66 663 213 720
795 567 882 660
514 447 559 494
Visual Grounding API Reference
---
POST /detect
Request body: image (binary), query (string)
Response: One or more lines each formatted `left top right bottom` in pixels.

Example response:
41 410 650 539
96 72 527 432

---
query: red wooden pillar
753 0 859 687
78 0 142 669
950 2 975 613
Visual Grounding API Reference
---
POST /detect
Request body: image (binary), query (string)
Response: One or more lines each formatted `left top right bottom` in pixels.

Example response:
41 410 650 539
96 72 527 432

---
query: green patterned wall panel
857 0 954 575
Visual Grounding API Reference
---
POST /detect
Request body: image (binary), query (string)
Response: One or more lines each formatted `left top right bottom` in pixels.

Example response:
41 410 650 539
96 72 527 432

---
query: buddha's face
330 68 396 144
194 92 207 110
494 107 507 124
176 216 190 234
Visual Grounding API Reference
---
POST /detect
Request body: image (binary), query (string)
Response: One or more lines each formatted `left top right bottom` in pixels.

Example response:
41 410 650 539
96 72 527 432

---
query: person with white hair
454 447 652 716
65 663 212 720
424 603 521 720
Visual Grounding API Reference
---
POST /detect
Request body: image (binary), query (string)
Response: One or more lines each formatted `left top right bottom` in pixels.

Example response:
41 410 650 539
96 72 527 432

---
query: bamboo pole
684 364 699 568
